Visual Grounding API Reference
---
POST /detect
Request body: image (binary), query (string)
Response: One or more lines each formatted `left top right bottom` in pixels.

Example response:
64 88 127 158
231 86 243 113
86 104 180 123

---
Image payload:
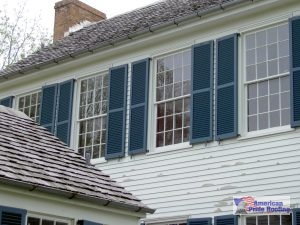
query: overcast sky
1 0 158 34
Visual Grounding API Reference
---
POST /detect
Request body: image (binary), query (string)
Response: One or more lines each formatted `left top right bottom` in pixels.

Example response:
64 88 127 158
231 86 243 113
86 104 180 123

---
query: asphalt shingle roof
0 0 243 78
0 105 154 213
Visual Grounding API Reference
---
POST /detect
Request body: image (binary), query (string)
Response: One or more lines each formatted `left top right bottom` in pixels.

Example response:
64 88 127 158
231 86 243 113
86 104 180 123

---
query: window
155 50 191 147
78 74 108 159
245 23 290 132
245 215 291 225
18 91 41 122
27 216 70 225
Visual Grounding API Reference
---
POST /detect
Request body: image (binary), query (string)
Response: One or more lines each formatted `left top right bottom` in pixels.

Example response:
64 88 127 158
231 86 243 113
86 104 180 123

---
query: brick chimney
53 0 106 41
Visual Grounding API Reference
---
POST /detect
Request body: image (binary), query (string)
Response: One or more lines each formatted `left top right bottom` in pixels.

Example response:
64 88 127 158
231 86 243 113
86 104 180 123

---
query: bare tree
0 1 52 70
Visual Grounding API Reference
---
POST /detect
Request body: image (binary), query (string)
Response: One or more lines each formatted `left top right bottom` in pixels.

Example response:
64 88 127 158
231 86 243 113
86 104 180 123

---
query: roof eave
0 0 253 79
0 177 155 214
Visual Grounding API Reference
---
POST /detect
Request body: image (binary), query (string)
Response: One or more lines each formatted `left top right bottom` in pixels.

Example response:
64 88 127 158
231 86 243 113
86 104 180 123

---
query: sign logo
233 196 290 215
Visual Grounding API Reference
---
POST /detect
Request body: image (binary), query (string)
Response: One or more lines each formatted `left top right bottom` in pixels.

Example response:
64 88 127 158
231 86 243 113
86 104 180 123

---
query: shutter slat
129 58 150 155
190 41 213 144
290 16 300 127
40 84 58 133
0 206 27 225
215 33 238 140
106 65 128 159
215 215 237 225
188 218 212 225
0 96 14 108
56 79 75 145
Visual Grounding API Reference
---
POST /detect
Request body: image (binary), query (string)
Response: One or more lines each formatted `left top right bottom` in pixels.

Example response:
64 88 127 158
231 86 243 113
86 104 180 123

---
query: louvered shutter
77 220 103 225
128 58 150 155
106 65 128 159
188 217 212 225
0 96 13 108
293 208 300 225
215 34 238 140
214 215 237 225
290 17 300 127
40 84 58 133
0 206 27 225
190 41 214 144
56 79 75 145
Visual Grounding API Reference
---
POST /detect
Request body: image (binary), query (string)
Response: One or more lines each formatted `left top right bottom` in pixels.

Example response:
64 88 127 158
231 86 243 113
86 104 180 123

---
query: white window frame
27 213 72 225
241 21 292 138
75 71 109 161
242 214 292 225
17 90 42 123
152 48 192 153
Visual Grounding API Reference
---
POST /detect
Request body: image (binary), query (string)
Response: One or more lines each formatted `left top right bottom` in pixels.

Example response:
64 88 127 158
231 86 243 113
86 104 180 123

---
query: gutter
0 0 254 79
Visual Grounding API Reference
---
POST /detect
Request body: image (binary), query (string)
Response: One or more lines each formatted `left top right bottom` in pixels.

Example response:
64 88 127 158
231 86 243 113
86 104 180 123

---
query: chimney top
53 0 106 41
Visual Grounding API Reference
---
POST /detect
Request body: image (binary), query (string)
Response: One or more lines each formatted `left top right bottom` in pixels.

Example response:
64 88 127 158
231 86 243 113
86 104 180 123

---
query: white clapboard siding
98 128 300 220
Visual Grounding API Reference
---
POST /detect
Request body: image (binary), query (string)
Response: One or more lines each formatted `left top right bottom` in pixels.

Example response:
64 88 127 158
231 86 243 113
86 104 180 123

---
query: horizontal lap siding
98 130 300 219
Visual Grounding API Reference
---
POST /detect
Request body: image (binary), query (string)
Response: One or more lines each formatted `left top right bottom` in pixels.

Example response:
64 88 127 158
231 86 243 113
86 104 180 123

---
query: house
0 105 154 225
0 0 300 224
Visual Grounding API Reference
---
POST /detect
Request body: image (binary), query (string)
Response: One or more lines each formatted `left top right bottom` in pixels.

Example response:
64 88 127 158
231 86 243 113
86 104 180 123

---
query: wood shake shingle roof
0 0 248 78
0 105 154 213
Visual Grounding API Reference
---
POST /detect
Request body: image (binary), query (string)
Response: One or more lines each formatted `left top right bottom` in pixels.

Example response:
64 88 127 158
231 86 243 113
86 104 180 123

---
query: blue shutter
190 41 213 144
106 65 128 159
40 84 58 134
214 215 237 225
293 208 300 225
128 58 150 155
0 96 14 108
188 218 212 225
0 206 27 225
56 79 75 146
215 33 238 140
290 17 300 127
77 220 103 225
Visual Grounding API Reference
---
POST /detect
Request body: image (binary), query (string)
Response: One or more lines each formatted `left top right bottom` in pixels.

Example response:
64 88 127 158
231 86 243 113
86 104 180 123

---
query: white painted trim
238 125 295 141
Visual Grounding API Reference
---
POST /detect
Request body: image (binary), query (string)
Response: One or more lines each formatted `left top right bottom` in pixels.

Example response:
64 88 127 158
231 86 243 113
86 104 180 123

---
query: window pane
257 216 268 225
259 113 269 130
157 118 164 132
248 99 257 115
42 220 54 225
257 62 267 79
269 215 280 225
268 59 278 76
270 94 279 111
246 33 255 49
269 78 279 94
28 217 40 225
256 30 267 47
281 92 290 109
270 110 280 128
258 81 268 97
281 108 290 126
278 24 289 41
247 49 256 65
165 131 173 145
246 217 256 225
248 84 257 99
256 46 267 63
281 76 289 92
174 129 182 144
281 215 292 225
267 27 277 44
246 65 256 81
279 57 289 74
258 96 268 113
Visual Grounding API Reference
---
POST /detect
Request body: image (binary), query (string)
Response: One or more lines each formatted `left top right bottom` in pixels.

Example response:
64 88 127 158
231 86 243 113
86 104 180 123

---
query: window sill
238 125 295 141
90 157 107 165
147 142 192 156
